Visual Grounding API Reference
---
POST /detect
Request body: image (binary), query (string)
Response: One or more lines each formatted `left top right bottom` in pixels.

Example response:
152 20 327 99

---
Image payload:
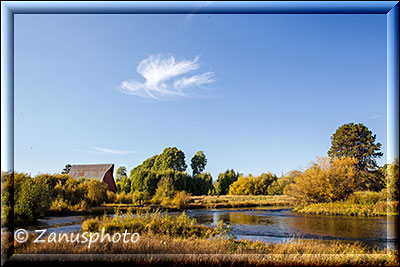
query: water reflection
20 208 397 249
186 208 397 249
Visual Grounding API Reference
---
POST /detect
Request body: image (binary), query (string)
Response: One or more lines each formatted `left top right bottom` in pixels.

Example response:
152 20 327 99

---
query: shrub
14 175 52 225
132 191 150 205
285 156 358 204
106 191 117 203
347 191 386 205
151 176 176 204
172 191 191 209
83 179 108 206
114 192 133 204
81 210 225 239
1 172 13 226
228 173 277 195
50 197 72 213
214 169 239 196
268 170 302 195
386 158 399 201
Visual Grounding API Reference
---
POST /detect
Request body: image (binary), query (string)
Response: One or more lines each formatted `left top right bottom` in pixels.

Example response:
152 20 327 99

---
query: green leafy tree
116 166 127 180
214 169 239 196
116 176 131 194
61 164 71 174
153 147 187 172
328 123 383 172
190 172 213 195
129 147 188 194
191 151 207 176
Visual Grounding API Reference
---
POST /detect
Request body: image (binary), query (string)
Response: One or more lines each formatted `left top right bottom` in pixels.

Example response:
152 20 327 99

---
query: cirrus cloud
120 54 214 99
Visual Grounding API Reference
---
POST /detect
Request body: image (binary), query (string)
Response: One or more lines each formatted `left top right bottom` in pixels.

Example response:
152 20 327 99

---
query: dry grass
189 195 294 209
11 233 398 266
295 200 399 216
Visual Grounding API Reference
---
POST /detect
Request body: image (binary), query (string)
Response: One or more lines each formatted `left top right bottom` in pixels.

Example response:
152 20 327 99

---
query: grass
12 233 398 266
294 201 398 216
8 209 398 265
294 191 399 216
81 209 229 239
180 195 294 209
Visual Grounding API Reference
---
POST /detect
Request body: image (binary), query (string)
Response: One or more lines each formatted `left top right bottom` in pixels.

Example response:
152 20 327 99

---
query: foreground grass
9 210 398 265
12 233 398 266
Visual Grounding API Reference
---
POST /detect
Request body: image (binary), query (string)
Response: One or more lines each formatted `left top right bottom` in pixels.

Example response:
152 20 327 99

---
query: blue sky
13 14 387 179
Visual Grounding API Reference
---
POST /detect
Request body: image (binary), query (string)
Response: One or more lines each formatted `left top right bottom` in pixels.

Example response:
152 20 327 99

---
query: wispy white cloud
75 147 136 155
120 54 215 99
174 72 214 90
370 114 383 119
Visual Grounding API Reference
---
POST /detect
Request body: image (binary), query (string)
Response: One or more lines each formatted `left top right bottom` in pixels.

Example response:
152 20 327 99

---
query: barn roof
68 164 114 181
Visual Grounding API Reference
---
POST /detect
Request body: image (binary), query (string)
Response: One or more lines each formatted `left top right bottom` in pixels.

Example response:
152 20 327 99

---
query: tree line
109 122 398 204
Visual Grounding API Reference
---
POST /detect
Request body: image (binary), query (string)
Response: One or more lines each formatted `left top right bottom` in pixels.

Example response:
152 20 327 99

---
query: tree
191 151 207 176
385 158 399 201
116 176 131 194
153 147 187 172
228 173 277 195
328 123 383 172
214 169 239 196
267 170 302 195
190 172 213 195
151 176 176 204
129 147 188 194
285 156 358 204
116 166 127 180
61 164 71 174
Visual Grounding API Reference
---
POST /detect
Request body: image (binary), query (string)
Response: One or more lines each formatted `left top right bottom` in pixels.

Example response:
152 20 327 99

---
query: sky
12 13 387 179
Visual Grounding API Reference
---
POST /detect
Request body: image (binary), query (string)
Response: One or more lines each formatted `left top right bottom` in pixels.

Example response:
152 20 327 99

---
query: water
20 207 398 249
183 207 398 249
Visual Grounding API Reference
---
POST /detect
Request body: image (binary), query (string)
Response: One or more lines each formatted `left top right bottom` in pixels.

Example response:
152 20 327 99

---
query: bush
106 191 117 203
50 197 72 213
386 158 399 201
347 191 386 205
172 191 191 209
214 169 239 196
83 179 108 206
14 175 52 225
285 157 358 204
151 176 176 204
132 191 150 205
267 170 301 195
228 173 277 195
81 210 224 239
114 192 133 204
1 172 13 226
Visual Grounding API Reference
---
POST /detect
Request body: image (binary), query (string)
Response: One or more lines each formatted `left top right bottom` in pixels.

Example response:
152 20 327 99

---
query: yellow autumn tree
285 156 358 204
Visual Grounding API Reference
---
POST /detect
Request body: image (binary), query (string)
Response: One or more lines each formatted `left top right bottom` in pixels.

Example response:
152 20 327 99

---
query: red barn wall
103 169 117 193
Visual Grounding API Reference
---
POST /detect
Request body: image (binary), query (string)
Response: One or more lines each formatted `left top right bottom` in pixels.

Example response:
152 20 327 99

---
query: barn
68 164 117 192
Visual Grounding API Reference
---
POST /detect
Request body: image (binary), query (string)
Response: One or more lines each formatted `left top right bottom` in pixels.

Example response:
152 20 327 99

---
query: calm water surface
22 208 398 249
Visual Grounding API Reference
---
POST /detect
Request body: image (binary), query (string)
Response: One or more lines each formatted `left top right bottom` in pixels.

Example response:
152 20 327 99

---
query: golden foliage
285 156 358 204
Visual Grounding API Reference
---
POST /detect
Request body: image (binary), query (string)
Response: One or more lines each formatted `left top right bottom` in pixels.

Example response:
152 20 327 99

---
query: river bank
42 195 295 217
